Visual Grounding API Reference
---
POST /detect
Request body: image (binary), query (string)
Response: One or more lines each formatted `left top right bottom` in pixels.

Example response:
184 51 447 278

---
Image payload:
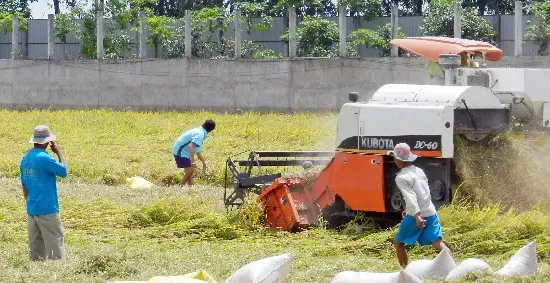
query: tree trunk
54 0 60 14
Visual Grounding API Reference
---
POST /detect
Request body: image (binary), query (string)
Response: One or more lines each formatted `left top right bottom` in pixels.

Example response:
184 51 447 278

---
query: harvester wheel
390 191 404 211
432 180 446 201
459 133 495 145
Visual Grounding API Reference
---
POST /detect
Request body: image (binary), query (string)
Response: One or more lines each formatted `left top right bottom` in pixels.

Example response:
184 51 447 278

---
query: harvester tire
459 133 496 145
432 180 446 201
389 191 405 211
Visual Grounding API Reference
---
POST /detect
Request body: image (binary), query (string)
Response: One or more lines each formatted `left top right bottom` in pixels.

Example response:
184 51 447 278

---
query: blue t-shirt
20 148 68 216
171 126 208 158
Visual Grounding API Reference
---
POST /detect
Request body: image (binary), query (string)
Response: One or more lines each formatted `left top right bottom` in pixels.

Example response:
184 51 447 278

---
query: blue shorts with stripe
395 214 443 246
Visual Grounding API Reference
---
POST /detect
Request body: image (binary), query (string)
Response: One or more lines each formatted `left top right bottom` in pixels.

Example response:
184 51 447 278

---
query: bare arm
197 152 205 163
50 142 66 166
187 143 196 165
197 152 208 173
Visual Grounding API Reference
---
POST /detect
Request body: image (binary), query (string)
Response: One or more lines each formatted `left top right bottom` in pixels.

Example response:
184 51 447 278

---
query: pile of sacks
109 241 538 283
109 253 293 283
331 241 538 283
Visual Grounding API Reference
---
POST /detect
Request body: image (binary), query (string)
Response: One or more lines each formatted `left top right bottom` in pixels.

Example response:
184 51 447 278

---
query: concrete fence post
339 4 347 58
454 1 461 38
514 1 523 56
12 15 19 59
391 4 398 57
139 10 147 59
185 10 192 58
47 14 55 60
21 30 27 59
234 9 242 59
288 6 297 58
96 10 104 59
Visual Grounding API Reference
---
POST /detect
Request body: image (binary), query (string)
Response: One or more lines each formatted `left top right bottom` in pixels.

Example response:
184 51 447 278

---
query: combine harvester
224 37 550 231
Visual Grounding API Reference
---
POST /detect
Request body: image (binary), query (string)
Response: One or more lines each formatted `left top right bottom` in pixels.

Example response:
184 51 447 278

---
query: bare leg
431 239 450 254
188 169 195 186
181 167 195 186
394 240 408 268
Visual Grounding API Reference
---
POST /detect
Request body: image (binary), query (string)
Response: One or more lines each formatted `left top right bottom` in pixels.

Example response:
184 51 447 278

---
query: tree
526 0 550 55
338 0 382 36
28 0 78 15
349 24 406 57
281 15 339 57
0 0 30 17
233 1 274 38
419 0 497 45
273 0 324 17
339 0 381 20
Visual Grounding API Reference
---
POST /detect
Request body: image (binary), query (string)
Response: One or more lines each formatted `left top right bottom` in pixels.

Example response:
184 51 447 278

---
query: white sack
330 269 422 283
445 258 493 281
224 253 292 283
496 241 537 277
405 248 456 280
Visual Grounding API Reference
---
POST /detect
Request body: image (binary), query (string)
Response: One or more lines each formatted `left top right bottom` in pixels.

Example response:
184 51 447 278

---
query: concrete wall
2 57 550 112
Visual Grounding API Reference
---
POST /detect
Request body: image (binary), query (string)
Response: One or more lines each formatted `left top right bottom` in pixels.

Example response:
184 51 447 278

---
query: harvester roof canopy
390 37 503 63
369 84 504 109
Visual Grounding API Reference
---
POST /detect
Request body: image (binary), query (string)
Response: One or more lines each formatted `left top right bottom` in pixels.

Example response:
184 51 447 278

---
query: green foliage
104 20 132 59
163 7 279 59
281 15 339 57
192 7 232 35
145 15 177 48
55 11 80 44
0 0 30 17
190 7 233 57
164 26 186 58
80 12 99 59
526 0 550 55
0 12 27 34
273 0 324 17
233 2 274 34
419 0 497 45
349 24 405 57
338 0 382 21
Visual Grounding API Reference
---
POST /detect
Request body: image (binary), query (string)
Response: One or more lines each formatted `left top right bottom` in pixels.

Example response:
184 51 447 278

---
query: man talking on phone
20 125 68 261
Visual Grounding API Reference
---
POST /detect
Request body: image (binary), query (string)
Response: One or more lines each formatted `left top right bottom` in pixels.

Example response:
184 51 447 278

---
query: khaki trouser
27 213 66 261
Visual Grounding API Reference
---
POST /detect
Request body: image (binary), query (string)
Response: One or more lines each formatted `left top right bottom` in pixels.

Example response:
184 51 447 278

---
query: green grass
0 178 548 282
0 109 337 186
1 109 550 282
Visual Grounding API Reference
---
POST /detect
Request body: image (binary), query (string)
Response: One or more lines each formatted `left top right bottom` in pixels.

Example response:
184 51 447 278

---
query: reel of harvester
223 151 334 209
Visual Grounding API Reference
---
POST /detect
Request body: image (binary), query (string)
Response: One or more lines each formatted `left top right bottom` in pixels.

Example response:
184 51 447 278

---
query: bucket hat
29 125 57 144
387 143 417 162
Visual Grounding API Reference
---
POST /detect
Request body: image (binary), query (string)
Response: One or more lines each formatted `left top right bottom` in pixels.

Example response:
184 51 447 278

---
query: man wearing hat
20 125 68 261
388 143 450 268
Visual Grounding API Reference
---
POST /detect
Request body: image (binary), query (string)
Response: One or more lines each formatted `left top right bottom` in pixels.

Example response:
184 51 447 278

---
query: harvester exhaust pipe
439 54 461 86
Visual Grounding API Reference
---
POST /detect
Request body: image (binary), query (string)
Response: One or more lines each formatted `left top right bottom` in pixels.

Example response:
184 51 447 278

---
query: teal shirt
171 126 208 158
20 148 67 216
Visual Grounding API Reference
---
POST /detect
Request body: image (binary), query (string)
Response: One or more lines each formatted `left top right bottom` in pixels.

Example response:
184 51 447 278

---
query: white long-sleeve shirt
395 165 437 218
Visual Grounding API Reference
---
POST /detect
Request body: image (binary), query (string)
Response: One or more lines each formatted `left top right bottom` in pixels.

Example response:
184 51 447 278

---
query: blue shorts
174 155 192 168
395 214 443 246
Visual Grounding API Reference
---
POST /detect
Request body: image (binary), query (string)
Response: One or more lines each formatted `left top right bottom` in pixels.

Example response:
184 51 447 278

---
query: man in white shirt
387 143 450 268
